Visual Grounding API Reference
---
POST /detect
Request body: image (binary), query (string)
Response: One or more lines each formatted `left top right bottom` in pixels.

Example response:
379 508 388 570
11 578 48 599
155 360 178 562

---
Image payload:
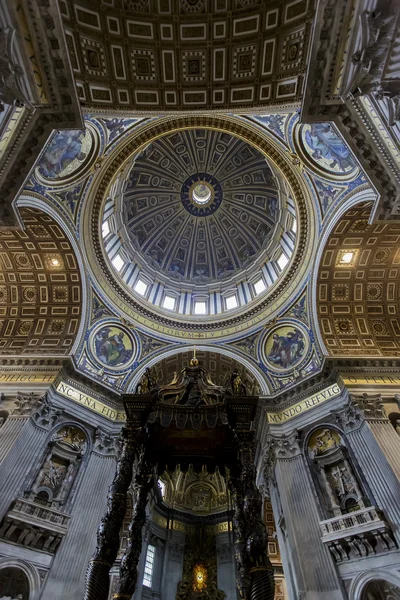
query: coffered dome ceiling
99 120 302 328
122 129 281 285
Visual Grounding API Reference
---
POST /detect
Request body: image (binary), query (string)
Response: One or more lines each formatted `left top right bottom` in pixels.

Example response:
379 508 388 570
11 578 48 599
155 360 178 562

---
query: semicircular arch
126 344 270 395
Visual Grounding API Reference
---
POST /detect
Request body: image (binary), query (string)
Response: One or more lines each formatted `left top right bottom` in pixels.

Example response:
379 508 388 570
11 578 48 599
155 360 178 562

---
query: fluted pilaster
334 403 400 545
352 394 400 480
0 419 49 518
266 431 345 600
0 392 44 463
0 415 30 463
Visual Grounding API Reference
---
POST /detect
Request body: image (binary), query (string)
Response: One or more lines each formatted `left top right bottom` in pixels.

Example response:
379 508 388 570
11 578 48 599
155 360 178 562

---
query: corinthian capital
266 430 302 459
332 400 363 433
351 394 388 421
93 427 119 457
31 395 63 430
11 392 42 416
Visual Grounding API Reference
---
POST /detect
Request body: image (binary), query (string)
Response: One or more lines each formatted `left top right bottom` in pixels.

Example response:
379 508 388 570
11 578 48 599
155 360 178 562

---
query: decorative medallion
262 323 308 372
295 122 358 180
308 428 341 458
90 323 136 370
35 123 99 186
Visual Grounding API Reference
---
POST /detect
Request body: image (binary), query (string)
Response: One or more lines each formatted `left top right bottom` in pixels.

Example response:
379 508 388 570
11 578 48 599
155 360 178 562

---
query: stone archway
0 566 29 599
362 580 400 600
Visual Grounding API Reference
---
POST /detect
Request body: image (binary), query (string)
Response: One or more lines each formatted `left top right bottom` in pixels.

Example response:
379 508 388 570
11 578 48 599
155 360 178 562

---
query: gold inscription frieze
0 372 57 384
267 383 342 424
56 382 125 422
342 374 400 387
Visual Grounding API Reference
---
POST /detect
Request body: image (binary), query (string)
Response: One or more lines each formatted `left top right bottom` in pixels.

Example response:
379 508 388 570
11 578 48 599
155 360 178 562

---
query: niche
307 427 369 518
27 425 87 508
0 567 29 599
362 580 400 600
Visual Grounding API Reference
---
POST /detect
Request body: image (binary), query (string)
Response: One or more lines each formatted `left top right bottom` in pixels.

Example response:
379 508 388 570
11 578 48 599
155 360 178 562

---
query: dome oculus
192 182 212 205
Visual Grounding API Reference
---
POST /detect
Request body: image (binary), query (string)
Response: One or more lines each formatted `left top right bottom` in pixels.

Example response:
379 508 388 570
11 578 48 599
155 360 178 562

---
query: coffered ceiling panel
317 203 400 357
59 0 312 112
0 208 82 355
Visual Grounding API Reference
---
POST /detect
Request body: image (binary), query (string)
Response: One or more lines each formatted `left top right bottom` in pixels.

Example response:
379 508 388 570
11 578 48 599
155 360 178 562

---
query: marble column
352 394 400 481
265 431 345 600
0 397 62 519
333 402 400 546
40 429 117 600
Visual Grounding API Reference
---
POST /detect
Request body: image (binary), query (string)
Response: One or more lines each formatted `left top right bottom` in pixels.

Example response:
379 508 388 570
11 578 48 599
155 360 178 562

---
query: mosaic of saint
37 129 92 179
93 325 134 368
265 326 306 370
301 123 356 174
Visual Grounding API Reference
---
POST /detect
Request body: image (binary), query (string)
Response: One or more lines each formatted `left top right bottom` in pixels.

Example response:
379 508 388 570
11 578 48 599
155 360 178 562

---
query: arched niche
0 567 29 599
306 426 371 518
362 580 400 600
127 345 268 394
27 424 88 509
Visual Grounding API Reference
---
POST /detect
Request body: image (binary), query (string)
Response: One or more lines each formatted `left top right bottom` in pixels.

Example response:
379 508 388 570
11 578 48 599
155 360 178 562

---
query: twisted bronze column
84 427 143 600
112 448 154 600
229 431 275 600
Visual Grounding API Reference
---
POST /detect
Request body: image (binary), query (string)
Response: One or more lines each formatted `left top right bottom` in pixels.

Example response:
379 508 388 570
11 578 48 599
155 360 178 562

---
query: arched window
0 567 29 599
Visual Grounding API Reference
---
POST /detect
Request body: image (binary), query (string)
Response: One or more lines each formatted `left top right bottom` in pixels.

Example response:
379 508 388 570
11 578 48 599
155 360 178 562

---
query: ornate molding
266 431 302 459
350 393 388 421
11 391 43 416
331 401 363 433
31 395 63 430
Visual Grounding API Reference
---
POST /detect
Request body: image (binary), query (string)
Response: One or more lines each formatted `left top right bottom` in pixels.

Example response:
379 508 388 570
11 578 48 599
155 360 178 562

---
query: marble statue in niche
308 427 367 517
27 425 87 507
